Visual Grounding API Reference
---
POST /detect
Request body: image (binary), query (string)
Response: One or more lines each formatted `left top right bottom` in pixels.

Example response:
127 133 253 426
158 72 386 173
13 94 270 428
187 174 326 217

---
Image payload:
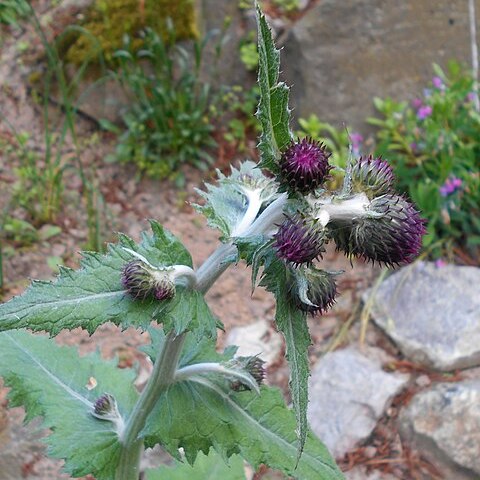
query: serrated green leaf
142 334 343 480
239 244 311 463
274 292 311 464
0 330 138 480
146 451 246 480
256 6 293 172
0 221 216 337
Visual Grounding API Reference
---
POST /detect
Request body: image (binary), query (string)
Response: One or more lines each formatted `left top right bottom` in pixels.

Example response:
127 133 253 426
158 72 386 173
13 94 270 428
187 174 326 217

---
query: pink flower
435 259 447 268
432 76 444 89
417 105 432 120
411 98 423 109
467 92 477 102
439 177 462 197
350 132 363 156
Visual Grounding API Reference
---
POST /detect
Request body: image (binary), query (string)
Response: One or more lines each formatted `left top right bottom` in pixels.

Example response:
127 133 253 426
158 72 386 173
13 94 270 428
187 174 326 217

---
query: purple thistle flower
279 138 332 194
331 195 426 266
439 177 462 197
289 267 338 315
122 260 175 301
349 155 395 198
273 215 326 266
432 76 444 89
417 105 432 120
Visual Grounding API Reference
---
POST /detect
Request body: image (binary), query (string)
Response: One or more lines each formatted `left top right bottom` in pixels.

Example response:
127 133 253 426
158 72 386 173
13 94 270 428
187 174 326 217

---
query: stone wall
280 0 480 131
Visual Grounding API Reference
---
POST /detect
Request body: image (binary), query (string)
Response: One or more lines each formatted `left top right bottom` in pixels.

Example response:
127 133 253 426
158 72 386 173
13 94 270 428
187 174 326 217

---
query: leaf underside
0 329 138 480
194 160 269 239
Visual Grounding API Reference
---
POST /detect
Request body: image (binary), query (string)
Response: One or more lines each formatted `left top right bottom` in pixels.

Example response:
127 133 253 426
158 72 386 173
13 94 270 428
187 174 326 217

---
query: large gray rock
308 347 409 458
400 380 480 480
367 262 480 371
282 0 480 131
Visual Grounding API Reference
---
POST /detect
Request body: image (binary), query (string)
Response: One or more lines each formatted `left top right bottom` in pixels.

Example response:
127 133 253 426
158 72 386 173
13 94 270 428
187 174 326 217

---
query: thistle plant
0 7 425 480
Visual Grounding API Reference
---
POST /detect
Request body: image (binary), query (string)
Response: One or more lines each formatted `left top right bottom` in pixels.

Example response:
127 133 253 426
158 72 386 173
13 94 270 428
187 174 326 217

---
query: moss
63 0 197 66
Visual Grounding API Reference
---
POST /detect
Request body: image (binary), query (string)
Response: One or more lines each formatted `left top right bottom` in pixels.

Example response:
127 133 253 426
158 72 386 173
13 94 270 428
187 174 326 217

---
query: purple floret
273 216 325 266
279 138 332 193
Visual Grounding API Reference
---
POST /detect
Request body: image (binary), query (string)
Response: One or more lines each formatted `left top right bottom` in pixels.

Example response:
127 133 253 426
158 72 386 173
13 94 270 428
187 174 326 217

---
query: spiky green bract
349 155 395 199
0 221 217 338
289 267 338 314
146 451 246 480
194 161 277 239
331 194 426 266
256 6 293 173
0 330 138 480
142 330 344 480
235 236 312 462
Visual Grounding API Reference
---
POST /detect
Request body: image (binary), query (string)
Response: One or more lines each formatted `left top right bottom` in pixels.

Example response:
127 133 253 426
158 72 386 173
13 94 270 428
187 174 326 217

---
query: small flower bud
289 267 338 314
92 393 120 420
332 194 427 266
349 155 395 198
229 356 266 392
121 260 176 301
279 138 333 194
273 215 326 266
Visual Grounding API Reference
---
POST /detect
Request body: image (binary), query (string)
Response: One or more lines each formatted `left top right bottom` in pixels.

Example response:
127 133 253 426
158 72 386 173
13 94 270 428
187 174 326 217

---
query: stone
345 466 397 480
198 0 254 89
308 347 409 457
225 319 283 365
399 380 480 479
366 262 480 371
282 0 480 131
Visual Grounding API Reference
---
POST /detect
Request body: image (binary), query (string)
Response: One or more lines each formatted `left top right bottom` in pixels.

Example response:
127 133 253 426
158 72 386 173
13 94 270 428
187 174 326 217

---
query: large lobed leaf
146 451 246 480
0 221 217 338
256 6 293 173
142 332 343 480
0 329 138 479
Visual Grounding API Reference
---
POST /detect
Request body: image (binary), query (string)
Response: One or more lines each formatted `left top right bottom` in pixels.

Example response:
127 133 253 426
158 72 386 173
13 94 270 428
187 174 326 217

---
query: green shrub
296 114 361 189
369 61 480 260
0 0 30 26
104 27 218 183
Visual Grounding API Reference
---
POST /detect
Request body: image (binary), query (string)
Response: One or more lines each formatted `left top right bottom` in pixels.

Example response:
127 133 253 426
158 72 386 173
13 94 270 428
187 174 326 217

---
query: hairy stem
115 193 288 479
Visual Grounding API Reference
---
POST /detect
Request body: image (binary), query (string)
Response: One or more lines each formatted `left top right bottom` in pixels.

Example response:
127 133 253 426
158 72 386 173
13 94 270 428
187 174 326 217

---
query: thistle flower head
349 155 395 198
279 138 333 194
331 194 426 266
229 356 266 392
273 214 326 266
289 267 338 314
121 260 176 301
